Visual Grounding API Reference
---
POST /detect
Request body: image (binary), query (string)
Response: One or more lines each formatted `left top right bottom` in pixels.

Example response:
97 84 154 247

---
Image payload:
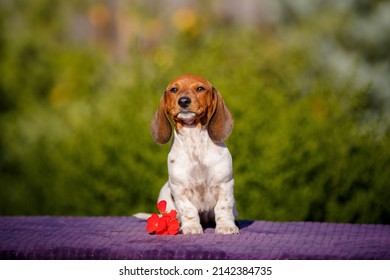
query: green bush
1 1 389 223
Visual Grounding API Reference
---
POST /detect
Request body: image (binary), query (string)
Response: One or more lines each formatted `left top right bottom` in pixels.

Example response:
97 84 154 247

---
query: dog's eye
169 87 178 93
196 86 205 92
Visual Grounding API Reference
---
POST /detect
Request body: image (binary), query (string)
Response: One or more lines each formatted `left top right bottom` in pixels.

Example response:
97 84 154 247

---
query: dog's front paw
181 224 203 234
215 223 240 234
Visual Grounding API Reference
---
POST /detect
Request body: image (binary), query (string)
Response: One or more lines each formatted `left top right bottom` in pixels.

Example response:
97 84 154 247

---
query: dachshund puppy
151 74 239 234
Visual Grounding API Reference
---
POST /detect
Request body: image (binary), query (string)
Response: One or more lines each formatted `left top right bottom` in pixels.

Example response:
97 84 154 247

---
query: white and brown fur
149 74 239 234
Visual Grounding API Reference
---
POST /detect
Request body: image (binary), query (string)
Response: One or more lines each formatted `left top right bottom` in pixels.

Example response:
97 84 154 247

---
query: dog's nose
178 96 191 108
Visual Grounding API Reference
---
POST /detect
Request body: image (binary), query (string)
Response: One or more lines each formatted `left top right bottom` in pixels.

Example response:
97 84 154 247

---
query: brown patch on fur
195 184 206 202
183 188 195 197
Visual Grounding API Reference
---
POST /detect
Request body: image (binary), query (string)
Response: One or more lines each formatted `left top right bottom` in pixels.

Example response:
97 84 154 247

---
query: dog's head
151 74 233 144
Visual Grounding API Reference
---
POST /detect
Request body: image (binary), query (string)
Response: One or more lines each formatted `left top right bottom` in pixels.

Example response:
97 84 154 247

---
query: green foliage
1 1 389 223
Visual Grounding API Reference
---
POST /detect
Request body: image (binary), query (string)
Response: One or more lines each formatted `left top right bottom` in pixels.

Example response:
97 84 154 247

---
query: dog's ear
208 87 234 142
151 93 172 144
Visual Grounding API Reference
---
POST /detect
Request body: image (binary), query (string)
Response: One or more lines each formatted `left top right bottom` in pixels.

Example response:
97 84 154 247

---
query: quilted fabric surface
0 216 389 260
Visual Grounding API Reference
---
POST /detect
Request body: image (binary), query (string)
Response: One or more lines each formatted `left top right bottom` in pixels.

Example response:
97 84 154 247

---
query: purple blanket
0 216 389 259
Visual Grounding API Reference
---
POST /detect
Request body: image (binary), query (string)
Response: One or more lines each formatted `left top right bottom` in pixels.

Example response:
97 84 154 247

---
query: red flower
146 213 160 233
167 218 180 235
146 200 180 235
157 200 167 213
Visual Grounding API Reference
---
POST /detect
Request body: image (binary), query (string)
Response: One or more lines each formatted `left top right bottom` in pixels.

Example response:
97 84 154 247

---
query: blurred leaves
0 0 389 223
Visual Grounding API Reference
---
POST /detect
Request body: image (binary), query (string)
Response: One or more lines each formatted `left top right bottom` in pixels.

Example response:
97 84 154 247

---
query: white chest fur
167 126 233 212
